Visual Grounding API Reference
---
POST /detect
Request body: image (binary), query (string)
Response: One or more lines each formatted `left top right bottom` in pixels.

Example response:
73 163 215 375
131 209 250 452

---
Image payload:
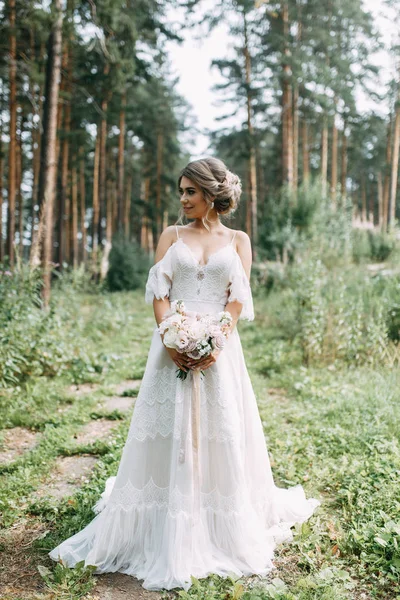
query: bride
49 157 320 592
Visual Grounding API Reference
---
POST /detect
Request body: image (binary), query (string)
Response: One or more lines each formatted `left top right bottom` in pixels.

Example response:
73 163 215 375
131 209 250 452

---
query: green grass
0 285 399 599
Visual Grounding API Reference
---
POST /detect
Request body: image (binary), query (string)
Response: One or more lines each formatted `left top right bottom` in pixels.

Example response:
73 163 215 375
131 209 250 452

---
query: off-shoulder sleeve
227 252 254 321
145 246 174 304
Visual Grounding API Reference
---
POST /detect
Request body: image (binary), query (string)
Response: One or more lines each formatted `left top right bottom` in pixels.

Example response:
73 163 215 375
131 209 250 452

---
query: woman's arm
151 226 175 334
224 231 252 332
151 227 192 373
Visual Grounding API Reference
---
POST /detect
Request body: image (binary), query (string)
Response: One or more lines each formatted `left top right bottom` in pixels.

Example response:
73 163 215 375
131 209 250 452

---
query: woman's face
179 176 210 219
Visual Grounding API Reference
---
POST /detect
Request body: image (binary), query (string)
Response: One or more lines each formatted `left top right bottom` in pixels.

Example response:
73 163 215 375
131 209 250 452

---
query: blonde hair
176 157 242 232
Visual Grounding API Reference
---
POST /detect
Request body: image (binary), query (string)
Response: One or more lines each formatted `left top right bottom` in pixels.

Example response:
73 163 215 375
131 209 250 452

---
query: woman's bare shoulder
230 229 250 243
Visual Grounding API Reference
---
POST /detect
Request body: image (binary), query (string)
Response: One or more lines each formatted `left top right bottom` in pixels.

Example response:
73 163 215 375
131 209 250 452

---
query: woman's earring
211 202 214 208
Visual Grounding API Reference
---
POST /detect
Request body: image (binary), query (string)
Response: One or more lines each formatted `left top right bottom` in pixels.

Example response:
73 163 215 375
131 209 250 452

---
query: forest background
1 1 400 599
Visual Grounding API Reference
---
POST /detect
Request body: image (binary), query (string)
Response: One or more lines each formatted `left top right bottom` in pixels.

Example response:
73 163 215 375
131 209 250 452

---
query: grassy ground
0 287 399 599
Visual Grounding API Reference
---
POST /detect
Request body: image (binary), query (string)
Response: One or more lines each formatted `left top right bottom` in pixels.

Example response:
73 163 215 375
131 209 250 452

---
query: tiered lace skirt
49 306 320 591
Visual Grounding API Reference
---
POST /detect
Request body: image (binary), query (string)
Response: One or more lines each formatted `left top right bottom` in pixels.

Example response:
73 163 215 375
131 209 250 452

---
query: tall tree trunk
17 112 24 257
141 176 150 251
117 91 126 233
0 113 4 262
361 175 367 222
7 0 17 266
255 143 265 218
156 128 163 239
32 0 63 307
368 179 375 225
292 84 299 196
162 207 169 231
112 155 118 237
243 8 258 250
281 1 293 193
92 130 100 266
301 118 310 187
98 63 111 248
377 171 383 229
321 117 328 196
30 34 44 252
330 103 338 206
124 171 132 238
79 147 87 264
340 123 348 199
54 45 66 169
58 45 72 268
245 170 251 238
382 117 392 231
71 164 78 267
389 87 400 228
106 156 113 246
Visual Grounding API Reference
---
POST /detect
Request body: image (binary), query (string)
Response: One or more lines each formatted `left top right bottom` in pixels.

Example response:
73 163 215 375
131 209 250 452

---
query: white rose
163 328 178 348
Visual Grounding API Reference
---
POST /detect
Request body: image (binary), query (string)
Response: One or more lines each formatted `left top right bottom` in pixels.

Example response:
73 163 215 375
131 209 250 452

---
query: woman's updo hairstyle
177 157 242 230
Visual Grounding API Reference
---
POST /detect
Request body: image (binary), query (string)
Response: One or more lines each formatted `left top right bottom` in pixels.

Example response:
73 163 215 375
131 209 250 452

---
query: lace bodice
145 229 254 321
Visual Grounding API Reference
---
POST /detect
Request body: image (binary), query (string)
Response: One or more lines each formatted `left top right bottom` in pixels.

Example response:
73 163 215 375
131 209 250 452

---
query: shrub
286 256 392 367
106 234 151 292
367 229 396 262
0 264 105 388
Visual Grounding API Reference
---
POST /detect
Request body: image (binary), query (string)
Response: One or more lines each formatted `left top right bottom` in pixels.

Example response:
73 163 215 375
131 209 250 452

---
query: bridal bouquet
158 300 233 380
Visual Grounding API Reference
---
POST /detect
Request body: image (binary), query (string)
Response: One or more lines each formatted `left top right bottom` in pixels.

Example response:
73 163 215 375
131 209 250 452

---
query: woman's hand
188 349 221 372
161 333 221 372
161 336 193 373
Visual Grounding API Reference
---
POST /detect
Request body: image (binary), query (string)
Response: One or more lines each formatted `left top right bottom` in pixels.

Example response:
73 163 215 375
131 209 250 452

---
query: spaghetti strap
230 230 237 245
175 225 180 241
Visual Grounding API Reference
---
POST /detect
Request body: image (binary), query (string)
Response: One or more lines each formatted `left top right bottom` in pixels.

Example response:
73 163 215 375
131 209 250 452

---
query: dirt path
0 379 166 600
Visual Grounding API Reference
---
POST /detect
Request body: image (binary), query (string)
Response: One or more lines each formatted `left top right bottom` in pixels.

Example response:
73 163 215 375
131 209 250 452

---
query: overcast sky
165 0 399 160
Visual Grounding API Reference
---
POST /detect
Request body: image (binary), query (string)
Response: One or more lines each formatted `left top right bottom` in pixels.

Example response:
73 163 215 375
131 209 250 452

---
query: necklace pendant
196 270 205 280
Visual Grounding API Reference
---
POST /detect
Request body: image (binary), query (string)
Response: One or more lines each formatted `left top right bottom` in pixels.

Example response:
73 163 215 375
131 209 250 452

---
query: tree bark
92 129 100 265
361 175 367 222
301 118 310 187
71 164 78 267
243 8 258 249
293 84 299 196
124 171 132 238
281 1 293 193
117 91 126 233
162 207 169 231
98 63 111 248
17 112 24 258
30 35 44 254
79 147 87 264
340 123 348 199
106 155 113 246
377 171 383 229
0 112 4 262
389 90 400 228
156 129 163 239
141 176 150 251
321 117 328 196
330 104 338 207
382 117 392 231
7 0 17 266
368 179 375 225
58 78 71 268
112 155 118 235
32 0 63 307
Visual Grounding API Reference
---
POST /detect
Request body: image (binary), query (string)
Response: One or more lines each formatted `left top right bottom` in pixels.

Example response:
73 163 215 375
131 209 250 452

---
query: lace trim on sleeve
227 252 255 321
145 246 174 304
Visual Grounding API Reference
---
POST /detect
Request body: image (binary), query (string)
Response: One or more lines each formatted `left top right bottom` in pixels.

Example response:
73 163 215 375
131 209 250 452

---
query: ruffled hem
227 252 255 321
49 476 320 592
145 246 174 305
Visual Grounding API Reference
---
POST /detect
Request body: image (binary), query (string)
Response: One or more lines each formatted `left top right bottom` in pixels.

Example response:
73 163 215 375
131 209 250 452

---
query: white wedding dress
49 226 320 591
